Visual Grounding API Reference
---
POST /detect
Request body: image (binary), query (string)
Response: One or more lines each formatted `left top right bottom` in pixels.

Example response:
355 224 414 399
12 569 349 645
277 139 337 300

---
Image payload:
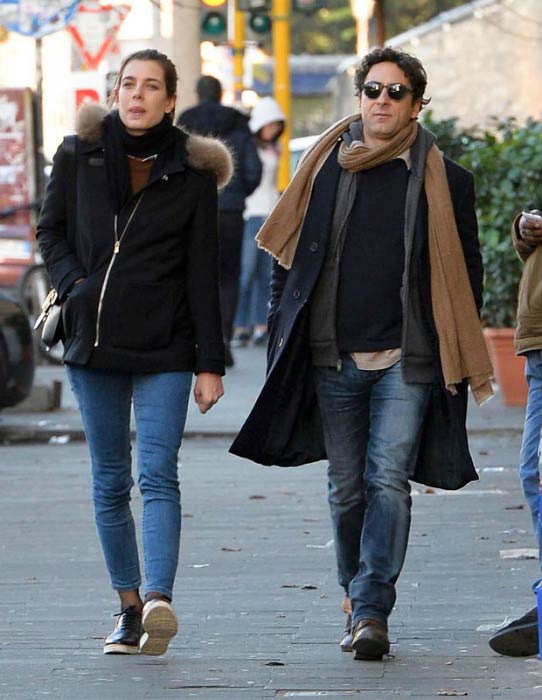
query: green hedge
422 111 542 328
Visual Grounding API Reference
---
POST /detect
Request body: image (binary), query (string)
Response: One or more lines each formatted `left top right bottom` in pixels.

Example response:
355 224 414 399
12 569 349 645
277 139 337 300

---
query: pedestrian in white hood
232 97 286 348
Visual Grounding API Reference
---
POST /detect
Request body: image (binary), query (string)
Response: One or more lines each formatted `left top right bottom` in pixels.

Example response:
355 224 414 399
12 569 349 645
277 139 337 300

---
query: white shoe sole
103 642 140 655
140 602 178 656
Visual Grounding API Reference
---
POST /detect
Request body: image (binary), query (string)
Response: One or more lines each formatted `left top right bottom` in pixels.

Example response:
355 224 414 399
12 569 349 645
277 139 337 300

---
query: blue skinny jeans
519 351 542 590
66 365 192 600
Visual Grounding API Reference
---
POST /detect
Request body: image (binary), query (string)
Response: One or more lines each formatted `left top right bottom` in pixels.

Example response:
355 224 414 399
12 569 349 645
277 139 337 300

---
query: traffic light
292 0 325 13
237 0 271 37
248 12 271 34
200 0 228 42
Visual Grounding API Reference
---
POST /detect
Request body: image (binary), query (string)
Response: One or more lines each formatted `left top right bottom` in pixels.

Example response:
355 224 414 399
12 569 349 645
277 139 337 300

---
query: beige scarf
257 115 493 405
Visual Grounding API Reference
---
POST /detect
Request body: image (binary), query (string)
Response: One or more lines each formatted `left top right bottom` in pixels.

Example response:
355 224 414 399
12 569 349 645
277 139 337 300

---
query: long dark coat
230 137 483 491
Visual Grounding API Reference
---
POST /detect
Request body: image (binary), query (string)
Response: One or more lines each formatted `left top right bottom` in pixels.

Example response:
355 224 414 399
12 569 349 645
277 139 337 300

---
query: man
178 76 262 367
488 210 542 657
231 47 493 661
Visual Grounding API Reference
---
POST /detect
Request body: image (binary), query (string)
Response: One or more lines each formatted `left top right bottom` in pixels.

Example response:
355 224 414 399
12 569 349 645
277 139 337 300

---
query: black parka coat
231 128 483 490
178 101 262 212
37 104 233 375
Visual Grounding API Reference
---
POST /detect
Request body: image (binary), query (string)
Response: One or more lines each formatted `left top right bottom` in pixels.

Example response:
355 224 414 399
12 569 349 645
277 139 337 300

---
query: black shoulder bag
35 135 77 349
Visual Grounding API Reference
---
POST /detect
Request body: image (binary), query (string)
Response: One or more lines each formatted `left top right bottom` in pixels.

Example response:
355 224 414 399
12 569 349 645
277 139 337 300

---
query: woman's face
115 59 175 136
259 121 283 143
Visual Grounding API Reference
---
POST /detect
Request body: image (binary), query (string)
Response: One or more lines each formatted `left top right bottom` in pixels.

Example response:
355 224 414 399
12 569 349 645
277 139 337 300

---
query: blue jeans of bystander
234 216 271 329
519 351 542 589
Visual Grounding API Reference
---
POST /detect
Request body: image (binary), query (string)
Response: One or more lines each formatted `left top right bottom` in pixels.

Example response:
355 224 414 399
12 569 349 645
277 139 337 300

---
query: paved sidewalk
1 432 541 699
1 346 540 699
0 346 269 442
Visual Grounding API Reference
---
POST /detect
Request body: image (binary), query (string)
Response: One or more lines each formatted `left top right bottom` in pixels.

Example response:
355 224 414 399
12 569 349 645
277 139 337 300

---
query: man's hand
193 372 224 414
519 211 542 246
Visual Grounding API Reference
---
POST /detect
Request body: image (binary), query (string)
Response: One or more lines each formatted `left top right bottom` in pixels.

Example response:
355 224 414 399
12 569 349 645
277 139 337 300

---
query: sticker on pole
67 2 130 71
0 0 81 38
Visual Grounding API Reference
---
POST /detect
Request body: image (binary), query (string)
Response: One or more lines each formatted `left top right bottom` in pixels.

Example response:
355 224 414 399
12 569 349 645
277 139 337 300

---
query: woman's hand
193 372 224 414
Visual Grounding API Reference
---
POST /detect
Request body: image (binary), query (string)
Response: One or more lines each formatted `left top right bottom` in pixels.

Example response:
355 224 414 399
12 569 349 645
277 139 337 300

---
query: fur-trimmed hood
74 102 233 190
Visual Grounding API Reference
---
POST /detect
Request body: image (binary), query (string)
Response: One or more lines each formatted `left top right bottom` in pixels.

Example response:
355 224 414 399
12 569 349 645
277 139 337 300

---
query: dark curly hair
354 47 431 109
109 48 178 123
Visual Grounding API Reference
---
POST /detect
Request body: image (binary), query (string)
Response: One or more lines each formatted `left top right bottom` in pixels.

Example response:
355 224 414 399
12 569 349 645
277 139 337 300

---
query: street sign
67 2 130 71
0 0 81 38
68 70 105 129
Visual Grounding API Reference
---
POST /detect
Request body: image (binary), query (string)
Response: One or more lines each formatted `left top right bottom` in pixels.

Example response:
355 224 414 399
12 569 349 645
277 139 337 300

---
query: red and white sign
0 88 37 276
0 88 36 218
67 2 131 70
67 71 106 130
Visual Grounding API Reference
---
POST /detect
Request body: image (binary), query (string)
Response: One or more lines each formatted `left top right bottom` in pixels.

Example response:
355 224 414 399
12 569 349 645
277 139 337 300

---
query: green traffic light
249 12 271 34
201 11 227 35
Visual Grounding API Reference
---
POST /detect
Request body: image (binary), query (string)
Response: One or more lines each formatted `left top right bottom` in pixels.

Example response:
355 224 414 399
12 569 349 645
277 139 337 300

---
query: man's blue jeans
315 356 430 626
66 365 192 600
519 351 542 588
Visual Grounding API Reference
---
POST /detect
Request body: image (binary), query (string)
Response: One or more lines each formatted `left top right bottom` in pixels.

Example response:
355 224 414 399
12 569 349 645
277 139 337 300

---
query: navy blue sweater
336 159 409 352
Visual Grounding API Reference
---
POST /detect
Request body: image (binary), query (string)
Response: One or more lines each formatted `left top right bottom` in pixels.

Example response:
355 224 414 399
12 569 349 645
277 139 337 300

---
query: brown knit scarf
257 114 493 405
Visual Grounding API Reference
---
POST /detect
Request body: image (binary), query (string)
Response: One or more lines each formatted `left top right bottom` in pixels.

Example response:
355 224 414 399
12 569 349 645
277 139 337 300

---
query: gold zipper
94 193 144 347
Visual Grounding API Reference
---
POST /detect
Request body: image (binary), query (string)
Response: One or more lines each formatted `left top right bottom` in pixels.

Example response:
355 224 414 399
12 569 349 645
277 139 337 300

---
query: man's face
358 61 422 147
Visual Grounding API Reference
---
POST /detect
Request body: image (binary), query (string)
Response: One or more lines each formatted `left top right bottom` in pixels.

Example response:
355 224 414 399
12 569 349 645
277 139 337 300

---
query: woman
232 97 285 348
37 49 232 656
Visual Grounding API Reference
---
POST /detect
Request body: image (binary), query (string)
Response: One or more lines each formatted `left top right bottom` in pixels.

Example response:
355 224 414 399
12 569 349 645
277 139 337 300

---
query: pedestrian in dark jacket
487 210 542 658
231 47 494 661
37 49 233 657
178 75 262 366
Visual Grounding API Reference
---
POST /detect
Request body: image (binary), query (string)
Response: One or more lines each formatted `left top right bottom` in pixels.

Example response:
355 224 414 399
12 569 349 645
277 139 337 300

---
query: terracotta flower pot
483 328 528 407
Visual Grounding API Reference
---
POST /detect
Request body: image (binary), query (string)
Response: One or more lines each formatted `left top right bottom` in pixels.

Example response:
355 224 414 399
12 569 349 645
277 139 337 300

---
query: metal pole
374 0 385 47
273 0 290 190
350 0 375 56
173 0 202 111
232 0 245 104
34 37 46 198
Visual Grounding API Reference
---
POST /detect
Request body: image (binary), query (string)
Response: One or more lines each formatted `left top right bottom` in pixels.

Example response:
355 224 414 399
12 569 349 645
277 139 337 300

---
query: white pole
350 0 375 56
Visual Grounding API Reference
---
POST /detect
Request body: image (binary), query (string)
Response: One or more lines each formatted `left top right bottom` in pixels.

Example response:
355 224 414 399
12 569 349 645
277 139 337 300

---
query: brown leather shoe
351 618 390 660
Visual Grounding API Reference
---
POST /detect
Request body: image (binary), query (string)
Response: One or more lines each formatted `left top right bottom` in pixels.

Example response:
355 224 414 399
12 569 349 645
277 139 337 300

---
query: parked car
0 291 34 408
0 200 42 294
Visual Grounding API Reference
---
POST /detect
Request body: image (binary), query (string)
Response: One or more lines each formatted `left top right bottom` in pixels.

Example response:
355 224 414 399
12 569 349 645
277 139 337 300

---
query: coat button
278 337 284 348
293 290 301 299
309 242 318 252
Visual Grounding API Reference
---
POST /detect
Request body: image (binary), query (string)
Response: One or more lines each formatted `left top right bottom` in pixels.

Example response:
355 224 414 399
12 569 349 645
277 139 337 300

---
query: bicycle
0 202 63 365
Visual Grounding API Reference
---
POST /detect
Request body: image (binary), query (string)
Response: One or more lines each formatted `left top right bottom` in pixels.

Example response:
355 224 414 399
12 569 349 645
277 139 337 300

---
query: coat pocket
105 281 175 351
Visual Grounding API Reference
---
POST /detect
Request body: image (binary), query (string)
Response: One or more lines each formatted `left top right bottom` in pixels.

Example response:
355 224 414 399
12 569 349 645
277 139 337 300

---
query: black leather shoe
340 613 353 652
351 618 390 660
103 606 142 655
489 606 539 657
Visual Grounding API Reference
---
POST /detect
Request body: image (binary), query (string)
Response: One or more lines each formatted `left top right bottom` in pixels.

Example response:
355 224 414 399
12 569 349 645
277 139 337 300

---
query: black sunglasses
361 81 413 101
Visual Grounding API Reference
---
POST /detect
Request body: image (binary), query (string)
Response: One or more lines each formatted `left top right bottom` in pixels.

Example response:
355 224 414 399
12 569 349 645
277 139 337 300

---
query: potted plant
422 113 542 406
458 118 542 406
